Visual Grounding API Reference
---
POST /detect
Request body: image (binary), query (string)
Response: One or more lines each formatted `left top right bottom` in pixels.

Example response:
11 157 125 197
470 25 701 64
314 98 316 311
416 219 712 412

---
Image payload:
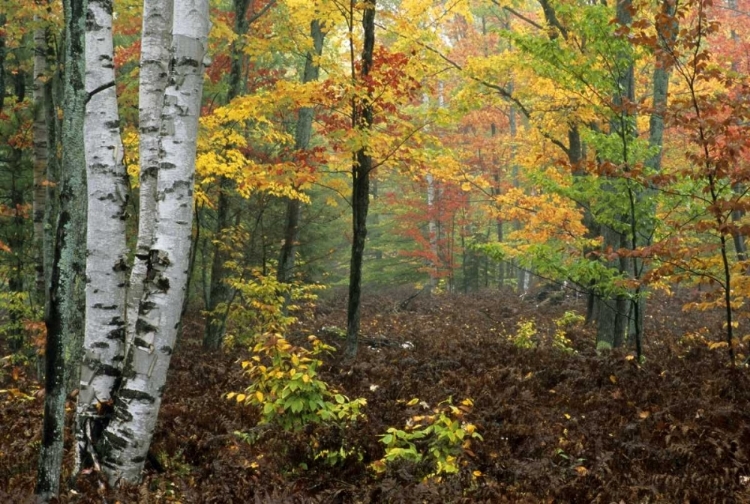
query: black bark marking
118 388 156 403
135 319 158 334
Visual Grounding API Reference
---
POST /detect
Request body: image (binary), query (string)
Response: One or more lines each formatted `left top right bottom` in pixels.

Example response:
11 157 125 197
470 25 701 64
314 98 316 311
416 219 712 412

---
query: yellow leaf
472 470 482 477
241 361 251 369
406 397 420 406
255 391 264 402
292 354 300 367
236 394 246 403
302 374 311 383
575 466 588 476
609 375 617 384
460 182 472 191
226 392 237 400
564 413 571 420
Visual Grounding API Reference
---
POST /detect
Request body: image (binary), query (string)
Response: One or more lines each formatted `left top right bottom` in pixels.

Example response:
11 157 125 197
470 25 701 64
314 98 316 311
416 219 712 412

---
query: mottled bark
77 0 129 475
126 0 174 356
100 0 209 484
345 0 376 360
36 0 88 499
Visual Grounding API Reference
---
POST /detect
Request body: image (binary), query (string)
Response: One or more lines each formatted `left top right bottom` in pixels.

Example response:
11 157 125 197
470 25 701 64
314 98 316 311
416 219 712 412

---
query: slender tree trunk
126 0 174 357
634 0 677 342
596 0 634 350
203 0 249 349
277 20 326 285
36 0 87 499
76 0 129 475
100 0 209 484
345 0 376 360
426 172 439 289
32 15 50 300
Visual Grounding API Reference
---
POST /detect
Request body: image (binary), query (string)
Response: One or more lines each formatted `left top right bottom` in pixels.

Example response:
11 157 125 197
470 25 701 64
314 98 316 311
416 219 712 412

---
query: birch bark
100 0 209 484
126 0 174 356
77 0 129 472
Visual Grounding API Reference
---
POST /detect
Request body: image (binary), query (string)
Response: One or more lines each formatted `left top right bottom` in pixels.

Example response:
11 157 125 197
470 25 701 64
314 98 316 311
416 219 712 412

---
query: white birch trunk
78 0 129 472
125 0 174 356
101 0 209 484
426 172 438 290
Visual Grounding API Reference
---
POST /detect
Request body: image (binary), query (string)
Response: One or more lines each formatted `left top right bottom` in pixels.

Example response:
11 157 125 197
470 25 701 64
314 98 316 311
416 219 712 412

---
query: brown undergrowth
2 287 750 502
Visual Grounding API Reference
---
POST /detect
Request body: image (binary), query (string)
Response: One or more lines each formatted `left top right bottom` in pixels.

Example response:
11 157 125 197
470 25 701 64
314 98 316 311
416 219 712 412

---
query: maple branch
247 0 277 26
310 179 352 207
371 122 428 171
536 0 568 41
384 29 572 157
492 2 544 32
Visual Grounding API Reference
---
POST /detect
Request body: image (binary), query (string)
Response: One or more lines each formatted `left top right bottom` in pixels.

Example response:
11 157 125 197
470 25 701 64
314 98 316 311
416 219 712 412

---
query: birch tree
99 0 210 484
126 0 174 355
76 0 129 473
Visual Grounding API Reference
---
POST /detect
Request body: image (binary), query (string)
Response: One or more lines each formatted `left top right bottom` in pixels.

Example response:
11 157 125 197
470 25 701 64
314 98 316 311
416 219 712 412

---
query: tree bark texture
100 0 209 484
345 0 376 360
126 0 174 357
77 0 129 474
36 0 88 499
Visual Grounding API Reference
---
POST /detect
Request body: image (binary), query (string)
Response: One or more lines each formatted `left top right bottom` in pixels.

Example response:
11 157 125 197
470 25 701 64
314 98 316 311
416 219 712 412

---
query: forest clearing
2 0 750 501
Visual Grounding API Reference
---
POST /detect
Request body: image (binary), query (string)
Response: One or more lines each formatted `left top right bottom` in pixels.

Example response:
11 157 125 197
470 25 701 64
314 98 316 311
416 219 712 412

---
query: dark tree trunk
203 0 250 349
36 0 87 498
345 0 376 360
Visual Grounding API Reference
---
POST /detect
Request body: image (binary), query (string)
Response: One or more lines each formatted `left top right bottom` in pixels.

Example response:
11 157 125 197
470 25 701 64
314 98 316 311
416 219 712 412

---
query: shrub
371 397 483 480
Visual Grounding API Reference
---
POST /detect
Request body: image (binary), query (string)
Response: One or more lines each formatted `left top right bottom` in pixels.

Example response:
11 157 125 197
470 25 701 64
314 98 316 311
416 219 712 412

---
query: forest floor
2 286 750 503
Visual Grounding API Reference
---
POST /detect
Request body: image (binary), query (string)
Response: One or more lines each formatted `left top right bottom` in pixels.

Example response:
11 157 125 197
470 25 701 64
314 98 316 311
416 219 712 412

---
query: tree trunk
77 0 129 475
345 0 376 361
126 0 174 357
36 0 88 499
634 0 677 342
426 172 439 290
32 16 50 301
203 0 250 349
277 20 326 286
596 0 634 350
100 0 209 485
